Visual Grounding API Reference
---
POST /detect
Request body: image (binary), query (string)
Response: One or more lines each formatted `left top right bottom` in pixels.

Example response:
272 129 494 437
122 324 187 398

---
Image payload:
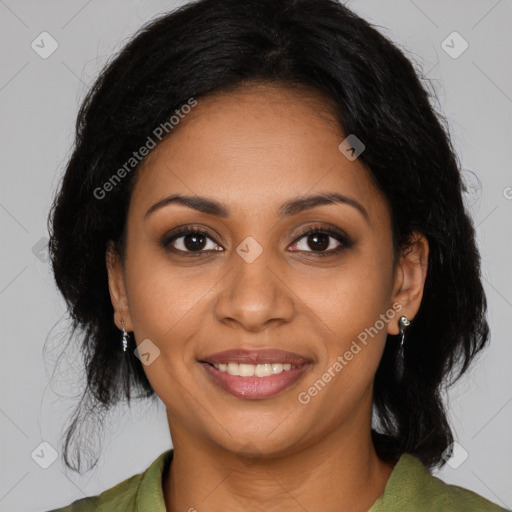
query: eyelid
292 223 350 242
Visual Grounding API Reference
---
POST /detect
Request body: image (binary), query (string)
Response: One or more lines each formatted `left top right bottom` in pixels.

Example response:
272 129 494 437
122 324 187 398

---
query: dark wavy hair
47 0 489 473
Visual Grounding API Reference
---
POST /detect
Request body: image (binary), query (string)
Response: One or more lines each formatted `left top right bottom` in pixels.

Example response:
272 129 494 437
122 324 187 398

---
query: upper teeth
213 362 296 377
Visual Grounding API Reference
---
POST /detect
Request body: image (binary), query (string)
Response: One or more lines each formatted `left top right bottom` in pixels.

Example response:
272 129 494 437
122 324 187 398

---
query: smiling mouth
198 348 312 399
200 361 312 400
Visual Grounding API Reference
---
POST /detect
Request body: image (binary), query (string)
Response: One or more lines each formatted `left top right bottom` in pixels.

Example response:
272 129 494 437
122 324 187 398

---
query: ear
387 231 429 335
106 241 133 332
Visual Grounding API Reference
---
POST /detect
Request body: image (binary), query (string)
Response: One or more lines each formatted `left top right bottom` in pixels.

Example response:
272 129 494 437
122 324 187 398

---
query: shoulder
425 472 509 511
44 449 173 512
370 453 509 512
44 473 141 512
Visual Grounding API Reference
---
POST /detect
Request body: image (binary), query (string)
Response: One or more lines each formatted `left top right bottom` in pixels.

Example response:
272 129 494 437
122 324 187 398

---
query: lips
201 348 311 366
199 348 312 400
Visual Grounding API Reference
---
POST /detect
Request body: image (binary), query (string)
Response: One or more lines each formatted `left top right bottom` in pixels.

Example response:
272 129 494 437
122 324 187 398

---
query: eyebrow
144 192 370 223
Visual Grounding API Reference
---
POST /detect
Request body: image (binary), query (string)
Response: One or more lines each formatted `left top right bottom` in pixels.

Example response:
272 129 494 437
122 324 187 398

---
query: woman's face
107 83 426 458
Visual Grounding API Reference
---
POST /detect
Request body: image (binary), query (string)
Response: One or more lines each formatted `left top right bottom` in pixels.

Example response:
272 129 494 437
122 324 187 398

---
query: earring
398 315 410 347
121 319 129 352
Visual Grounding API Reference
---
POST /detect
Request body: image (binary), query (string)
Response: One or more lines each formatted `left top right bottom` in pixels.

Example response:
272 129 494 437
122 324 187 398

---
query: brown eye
289 226 353 256
162 228 223 254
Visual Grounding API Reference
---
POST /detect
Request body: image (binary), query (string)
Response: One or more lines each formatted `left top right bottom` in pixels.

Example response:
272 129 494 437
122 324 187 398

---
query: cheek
298 252 392 335
118 226 212 418
297 249 393 384
123 253 211 412
295 278 391 425
123 244 212 355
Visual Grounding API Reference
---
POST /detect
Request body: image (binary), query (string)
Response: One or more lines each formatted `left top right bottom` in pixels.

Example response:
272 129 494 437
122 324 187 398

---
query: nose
214 246 296 333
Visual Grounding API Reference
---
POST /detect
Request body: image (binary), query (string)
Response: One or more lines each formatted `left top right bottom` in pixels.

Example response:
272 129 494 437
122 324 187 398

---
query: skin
106 82 429 512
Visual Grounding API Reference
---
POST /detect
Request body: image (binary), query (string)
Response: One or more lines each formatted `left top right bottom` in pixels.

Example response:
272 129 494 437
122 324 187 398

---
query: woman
45 0 508 510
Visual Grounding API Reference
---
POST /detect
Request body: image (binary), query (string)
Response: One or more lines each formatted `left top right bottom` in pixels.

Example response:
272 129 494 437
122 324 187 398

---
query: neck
163 419 395 512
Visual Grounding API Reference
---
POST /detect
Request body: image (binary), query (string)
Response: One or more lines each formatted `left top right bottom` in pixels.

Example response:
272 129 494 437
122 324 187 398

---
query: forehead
130 83 388 225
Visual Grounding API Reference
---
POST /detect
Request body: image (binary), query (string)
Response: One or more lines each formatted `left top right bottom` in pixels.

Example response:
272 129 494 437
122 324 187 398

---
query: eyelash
161 224 353 258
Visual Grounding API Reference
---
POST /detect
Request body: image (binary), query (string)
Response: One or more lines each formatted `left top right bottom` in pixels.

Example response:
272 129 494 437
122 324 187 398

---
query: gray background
0 0 511 510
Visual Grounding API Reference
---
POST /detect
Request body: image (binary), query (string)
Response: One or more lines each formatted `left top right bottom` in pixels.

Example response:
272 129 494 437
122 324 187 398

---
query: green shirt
46 449 509 511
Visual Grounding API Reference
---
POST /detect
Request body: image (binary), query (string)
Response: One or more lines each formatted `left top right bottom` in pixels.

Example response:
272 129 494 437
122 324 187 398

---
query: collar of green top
134 449 507 511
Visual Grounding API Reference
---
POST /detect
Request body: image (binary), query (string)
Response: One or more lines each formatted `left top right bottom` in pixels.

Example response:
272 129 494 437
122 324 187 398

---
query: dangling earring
398 315 410 347
121 319 129 352
396 315 410 378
